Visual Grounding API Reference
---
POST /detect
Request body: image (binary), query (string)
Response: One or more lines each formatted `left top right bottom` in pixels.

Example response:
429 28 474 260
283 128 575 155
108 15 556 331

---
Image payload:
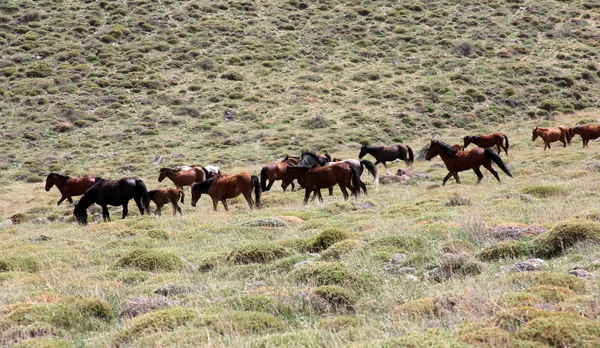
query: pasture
2 112 600 346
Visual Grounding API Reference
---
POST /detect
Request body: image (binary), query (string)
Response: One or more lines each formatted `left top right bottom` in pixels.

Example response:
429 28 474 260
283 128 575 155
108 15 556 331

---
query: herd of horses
43 124 600 225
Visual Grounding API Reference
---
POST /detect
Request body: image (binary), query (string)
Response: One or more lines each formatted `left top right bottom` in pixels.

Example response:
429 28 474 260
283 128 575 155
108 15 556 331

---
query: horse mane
201 167 209 178
73 184 99 221
467 135 481 141
192 177 215 191
433 140 457 158
147 190 159 199
49 173 69 180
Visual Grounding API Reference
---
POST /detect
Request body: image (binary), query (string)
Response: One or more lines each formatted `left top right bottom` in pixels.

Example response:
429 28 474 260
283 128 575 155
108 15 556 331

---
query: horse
451 144 464 151
531 126 569 151
45 173 96 205
463 132 509 156
283 156 300 165
190 173 260 211
286 163 360 204
358 144 414 167
331 158 379 190
158 167 206 191
260 160 296 192
425 140 513 185
202 165 221 179
297 151 371 194
73 177 150 225
568 125 600 148
148 188 184 216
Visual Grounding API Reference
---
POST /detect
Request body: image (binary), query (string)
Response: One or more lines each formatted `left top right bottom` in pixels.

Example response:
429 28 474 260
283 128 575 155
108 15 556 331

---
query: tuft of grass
521 185 566 198
0 256 41 273
506 271 585 293
517 315 600 347
228 243 290 264
302 228 351 253
313 285 355 312
532 220 600 258
224 294 295 319
291 261 370 290
478 240 534 261
114 249 185 271
321 239 365 260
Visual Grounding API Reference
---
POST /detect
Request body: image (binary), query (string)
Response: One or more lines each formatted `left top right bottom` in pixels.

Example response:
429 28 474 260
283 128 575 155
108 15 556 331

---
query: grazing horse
568 125 600 148
260 160 296 192
73 177 150 225
148 188 184 216
45 173 96 205
463 132 509 156
190 173 260 211
158 167 206 191
286 163 360 204
425 140 513 185
531 126 568 151
358 144 414 167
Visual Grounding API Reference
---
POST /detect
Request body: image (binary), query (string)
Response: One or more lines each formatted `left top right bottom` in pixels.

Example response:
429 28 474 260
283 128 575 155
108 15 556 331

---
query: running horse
285 163 360 204
148 188 184 216
45 173 96 205
260 158 297 192
358 144 414 167
158 166 207 191
568 125 600 148
531 126 569 151
425 139 513 185
463 132 509 156
296 151 373 194
73 177 151 225
190 173 261 212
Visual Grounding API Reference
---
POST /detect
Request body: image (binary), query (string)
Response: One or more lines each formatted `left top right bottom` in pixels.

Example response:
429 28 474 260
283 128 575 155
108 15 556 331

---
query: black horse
73 177 150 225
358 144 414 167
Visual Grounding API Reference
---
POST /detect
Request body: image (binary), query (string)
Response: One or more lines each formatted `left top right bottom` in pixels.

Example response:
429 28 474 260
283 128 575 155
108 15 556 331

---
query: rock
120 297 176 318
171 153 186 159
152 155 163 165
486 224 546 241
0 219 13 228
384 265 415 274
224 108 235 121
390 253 408 264
568 268 595 280
241 218 286 227
31 218 45 225
29 234 51 242
405 274 420 282
512 258 548 272
92 213 102 221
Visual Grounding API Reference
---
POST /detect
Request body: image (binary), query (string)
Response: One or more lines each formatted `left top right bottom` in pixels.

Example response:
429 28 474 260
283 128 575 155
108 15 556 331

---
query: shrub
538 99 562 112
321 239 365 260
291 261 369 289
114 249 184 271
518 315 600 347
303 228 351 252
0 256 41 272
220 71 244 81
494 306 559 332
147 229 169 240
459 322 529 347
197 252 229 272
440 240 474 254
228 243 290 264
478 240 533 261
533 220 600 258
507 271 585 292
392 297 439 319
380 330 465 348
114 307 198 345
313 285 355 311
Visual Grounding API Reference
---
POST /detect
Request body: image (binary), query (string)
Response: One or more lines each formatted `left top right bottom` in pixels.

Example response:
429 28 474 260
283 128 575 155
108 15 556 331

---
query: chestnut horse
45 173 96 205
568 125 600 148
73 177 150 225
148 188 184 216
463 132 509 156
286 163 360 204
425 140 513 185
190 173 261 211
158 167 206 191
260 159 297 192
296 151 371 194
358 144 414 167
531 126 569 150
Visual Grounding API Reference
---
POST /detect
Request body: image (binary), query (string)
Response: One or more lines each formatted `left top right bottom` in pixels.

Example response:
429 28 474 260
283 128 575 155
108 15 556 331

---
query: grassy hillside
2 0 600 347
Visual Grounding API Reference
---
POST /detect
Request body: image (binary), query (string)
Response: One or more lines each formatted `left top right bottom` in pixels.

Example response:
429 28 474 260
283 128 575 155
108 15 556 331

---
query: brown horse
45 173 96 205
190 173 261 211
463 132 509 156
358 144 414 167
425 140 513 185
568 125 600 148
260 160 296 192
283 156 300 165
531 126 568 150
286 163 360 204
451 144 464 151
158 167 206 191
148 188 184 216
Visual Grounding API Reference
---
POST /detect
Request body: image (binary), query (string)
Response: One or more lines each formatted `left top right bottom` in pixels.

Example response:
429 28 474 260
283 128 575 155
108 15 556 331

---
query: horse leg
473 168 484 184
266 180 274 191
211 198 219 211
243 191 254 210
122 203 128 219
57 196 67 206
303 189 311 205
175 202 182 216
171 202 177 216
496 144 501 154
328 187 333 196
442 173 452 186
221 199 229 212
339 184 349 200
101 205 110 222
484 162 501 182
451 172 460 184
316 190 324 203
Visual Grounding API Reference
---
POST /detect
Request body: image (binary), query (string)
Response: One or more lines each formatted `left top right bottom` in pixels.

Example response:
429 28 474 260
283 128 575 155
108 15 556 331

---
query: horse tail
360 159 379 188
406 145 414 165
485 149 513 178
565 127 573 145
251 175 261 208
179 189 185 204
350 166 360 197
135 180 151 214
504 134 509 154
260 166 269 192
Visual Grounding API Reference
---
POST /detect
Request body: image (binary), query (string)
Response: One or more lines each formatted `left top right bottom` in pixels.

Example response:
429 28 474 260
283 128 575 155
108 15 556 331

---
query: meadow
1 0 600 347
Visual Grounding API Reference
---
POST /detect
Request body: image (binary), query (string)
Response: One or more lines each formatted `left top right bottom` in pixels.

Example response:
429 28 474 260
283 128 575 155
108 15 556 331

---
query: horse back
66 176 96 195
210 172 251 199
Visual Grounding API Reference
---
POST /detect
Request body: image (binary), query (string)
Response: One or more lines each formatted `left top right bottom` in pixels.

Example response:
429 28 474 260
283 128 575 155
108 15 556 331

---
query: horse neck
77 188 98 210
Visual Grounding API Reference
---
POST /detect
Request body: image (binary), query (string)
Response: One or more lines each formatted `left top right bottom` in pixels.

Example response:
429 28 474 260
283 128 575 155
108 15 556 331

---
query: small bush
478 240 533 261
507 271 585 292
147 229 169 240
494 306 559 332
0 256 41 273
313 285 355 311
291 261 369 289
197 252 229 272
303 228 351 252
459 322 529 347
114 249 184 271
392 297 441 319
518 315 600 347
114 307 198 345
521 185 566 198
533 220 600 258
321 239 365 260
228 243 290 264
220 71 244 81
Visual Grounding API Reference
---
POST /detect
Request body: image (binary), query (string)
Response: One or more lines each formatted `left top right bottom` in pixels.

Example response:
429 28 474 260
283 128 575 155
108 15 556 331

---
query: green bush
521 185 566 198
228 243 290 264
478 240 533 261
518 315 600 347
507 271 585 292
291 261 369 289
313 285 355 311
303 229 351 253
321 239 365 260
114 249 184 271
533 220 600 258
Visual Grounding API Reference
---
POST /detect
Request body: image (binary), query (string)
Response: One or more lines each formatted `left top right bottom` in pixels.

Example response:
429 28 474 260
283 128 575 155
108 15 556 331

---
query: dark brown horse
531 126 568 150
283 156 300 165
286 163 360 204
296 151 371 195
73 177 150 225
45 173 96 205
331 158 379 191
190 173 261 211
463 132 509 156
568 125 600 148
358 144 414 167
425 140 513 185
260 160 296 192
148 188 184 216
158 167 206 191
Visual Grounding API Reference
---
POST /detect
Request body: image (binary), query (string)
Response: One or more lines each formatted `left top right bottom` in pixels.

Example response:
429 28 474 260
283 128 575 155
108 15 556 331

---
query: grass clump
0 256 41 272
227 243 290 264
113 307 198 346
114 249 185 271
478 239 534 261
313 285 355 311
303 228 351 252
532 220 600 258
224 294 295 318
521 185 566 198
494 306 562 332
321 239 365 260
440 240 474 254
380 329 467 348
517 315 600 347
251 330 322 347
291 261 369 289
146 229 169 240
507 271 585 292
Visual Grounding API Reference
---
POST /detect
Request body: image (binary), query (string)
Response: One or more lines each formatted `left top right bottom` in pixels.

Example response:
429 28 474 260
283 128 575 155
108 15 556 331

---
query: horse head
44 174 55 191
158 168 168 182
358 145 368 159
463 136 473 148
425 140 439 161
190 179 214 207
531 127 539 141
